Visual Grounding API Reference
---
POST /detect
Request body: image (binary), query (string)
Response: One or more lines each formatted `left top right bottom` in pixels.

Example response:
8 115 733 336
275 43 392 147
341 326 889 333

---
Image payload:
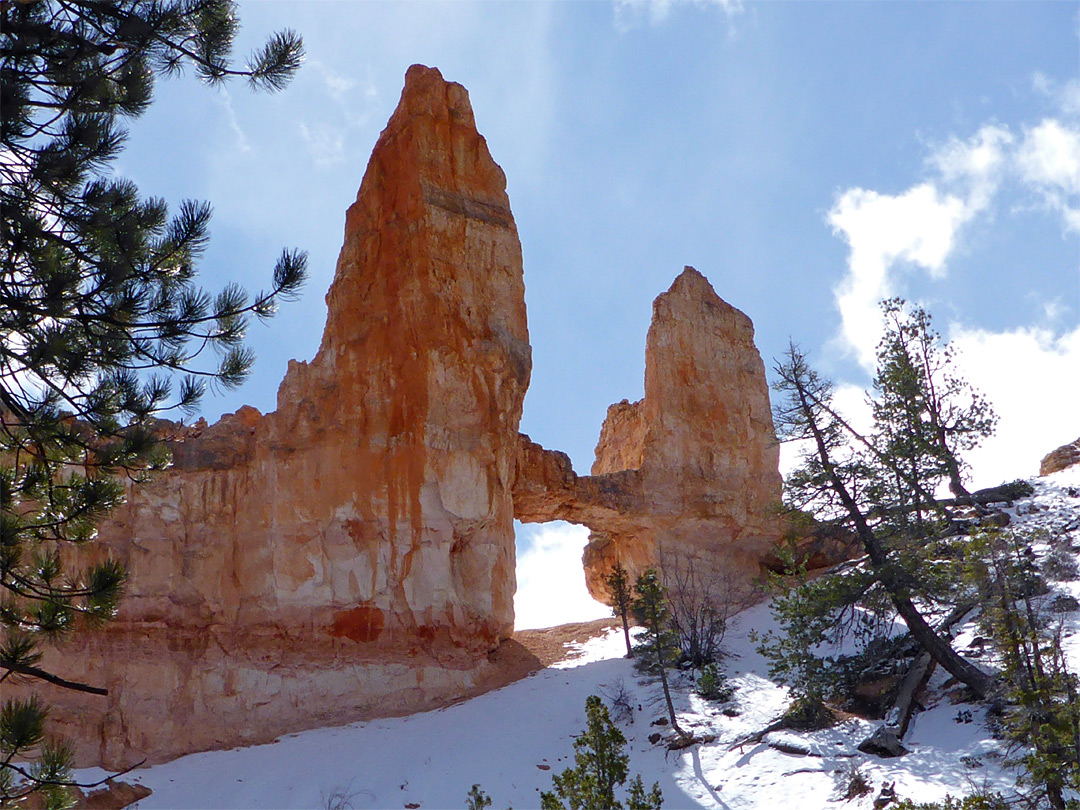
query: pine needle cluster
1 3 305 804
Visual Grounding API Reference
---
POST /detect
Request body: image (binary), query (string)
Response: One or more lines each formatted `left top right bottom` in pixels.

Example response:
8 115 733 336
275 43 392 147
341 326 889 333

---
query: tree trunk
654 646 687 739
795 381 992 699
888 596 991 698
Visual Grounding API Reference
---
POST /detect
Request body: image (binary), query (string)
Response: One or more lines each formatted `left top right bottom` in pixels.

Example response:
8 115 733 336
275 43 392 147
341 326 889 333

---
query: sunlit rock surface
1041 437 1080 475
33 64 532 768
28 70 792 772
513 267 784 601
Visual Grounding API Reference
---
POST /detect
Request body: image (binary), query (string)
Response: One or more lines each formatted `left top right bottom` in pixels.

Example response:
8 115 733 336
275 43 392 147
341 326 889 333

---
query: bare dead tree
658 544 758 669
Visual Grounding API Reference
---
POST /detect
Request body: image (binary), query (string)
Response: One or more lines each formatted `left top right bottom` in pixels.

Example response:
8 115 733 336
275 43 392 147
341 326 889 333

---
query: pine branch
2 660 108 695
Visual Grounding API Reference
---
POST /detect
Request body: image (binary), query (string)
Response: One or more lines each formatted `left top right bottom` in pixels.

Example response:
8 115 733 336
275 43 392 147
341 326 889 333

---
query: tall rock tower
272 64 531 649
29 65 531 768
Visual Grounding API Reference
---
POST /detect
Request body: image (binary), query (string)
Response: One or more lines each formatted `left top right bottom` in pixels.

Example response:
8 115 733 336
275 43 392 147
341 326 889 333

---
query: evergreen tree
969 530 1080 809
768 335 993 698
1 3 305 806
606 561 633 657
633 569 686 738
872 299 996 502
540 695 662 810
625 775 663 810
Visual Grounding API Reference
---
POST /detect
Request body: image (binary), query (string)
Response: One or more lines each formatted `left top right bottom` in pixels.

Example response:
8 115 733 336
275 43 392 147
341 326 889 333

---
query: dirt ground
512 617 623 667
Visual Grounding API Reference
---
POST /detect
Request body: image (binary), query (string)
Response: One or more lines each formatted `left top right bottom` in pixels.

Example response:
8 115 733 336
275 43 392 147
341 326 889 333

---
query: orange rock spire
28 65 531 768
25 71 789 771
514 267 784 599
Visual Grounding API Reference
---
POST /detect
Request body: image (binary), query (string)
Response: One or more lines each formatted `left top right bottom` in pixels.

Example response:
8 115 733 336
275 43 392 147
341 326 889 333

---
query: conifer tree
633 569 686 738
768 332 994 699
872 299 996 502
1 3 305 805
540 695 662 810
606 561 633 657
969 530 1080 809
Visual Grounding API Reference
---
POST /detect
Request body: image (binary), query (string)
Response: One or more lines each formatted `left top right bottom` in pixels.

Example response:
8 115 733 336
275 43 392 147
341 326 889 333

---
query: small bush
696 664 736 703
1049 594 1080 613
781 695 836 731
841 762 871 800
1042 545 1080 582
465 784 492 810
599 678 636 725
322 785 359 810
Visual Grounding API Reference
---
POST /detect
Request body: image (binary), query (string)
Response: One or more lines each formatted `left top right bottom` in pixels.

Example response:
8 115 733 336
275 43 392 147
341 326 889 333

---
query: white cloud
950 323 1080 488
824 84 1079 491
614 0 742 32
828 183 972 370
1016 118 1080 230
514 522 611 630
828 105 1078 372
930 124 1013 210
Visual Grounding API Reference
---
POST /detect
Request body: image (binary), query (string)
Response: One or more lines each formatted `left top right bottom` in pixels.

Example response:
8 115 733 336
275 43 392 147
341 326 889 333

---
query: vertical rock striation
30 65 532 768
514 267 784 601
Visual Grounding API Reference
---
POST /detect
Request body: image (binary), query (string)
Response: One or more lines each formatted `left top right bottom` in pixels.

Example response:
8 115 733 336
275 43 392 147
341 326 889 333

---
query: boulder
1041 437 1080 475
858 725 909 758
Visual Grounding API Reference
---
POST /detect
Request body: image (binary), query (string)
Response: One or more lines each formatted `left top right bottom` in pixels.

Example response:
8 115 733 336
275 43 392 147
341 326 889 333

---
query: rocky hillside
75 465 1080 809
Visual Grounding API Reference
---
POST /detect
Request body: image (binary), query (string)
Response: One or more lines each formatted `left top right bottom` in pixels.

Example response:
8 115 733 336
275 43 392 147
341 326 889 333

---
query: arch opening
513 519 610 631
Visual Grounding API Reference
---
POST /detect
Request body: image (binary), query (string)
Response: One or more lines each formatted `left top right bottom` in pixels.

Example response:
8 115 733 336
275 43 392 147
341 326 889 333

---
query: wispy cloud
308 60 379 108
215 88 252 154
298 122 346 167
614 0 742 32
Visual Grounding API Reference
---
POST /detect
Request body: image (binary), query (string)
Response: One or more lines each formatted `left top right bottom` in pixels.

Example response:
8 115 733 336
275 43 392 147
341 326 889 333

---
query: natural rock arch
512 266 784 600
24 65 787 768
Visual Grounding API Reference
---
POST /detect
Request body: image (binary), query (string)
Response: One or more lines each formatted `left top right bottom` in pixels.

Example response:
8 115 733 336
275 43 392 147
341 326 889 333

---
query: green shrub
696 665 735 703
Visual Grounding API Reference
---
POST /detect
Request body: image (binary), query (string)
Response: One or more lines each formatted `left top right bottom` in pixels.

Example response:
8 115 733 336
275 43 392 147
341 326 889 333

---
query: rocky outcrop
593 399 646 475
24 71 790 772
514 267 784 602
1041 437 1080 475
29 64 533 768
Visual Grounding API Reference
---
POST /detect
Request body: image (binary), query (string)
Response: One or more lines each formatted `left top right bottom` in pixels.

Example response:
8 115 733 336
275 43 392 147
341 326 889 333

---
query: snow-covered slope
79 469 1080 809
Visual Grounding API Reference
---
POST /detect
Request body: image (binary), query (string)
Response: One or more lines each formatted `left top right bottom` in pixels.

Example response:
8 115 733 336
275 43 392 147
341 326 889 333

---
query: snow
79 470 1080 808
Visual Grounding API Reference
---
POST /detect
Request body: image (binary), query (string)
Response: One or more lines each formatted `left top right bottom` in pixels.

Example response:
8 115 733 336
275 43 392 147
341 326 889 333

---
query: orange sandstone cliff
26 67 793 770
513 268 784 600
30 65 532 768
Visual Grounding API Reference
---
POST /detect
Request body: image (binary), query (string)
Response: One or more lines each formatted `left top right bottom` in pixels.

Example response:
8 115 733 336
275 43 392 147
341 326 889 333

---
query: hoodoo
25 67 789 770
27 65 532 768
513 267 784 600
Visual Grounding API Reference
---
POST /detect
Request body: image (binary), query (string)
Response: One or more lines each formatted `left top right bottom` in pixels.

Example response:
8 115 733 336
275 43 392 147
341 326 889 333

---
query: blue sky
114 1 1078 625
